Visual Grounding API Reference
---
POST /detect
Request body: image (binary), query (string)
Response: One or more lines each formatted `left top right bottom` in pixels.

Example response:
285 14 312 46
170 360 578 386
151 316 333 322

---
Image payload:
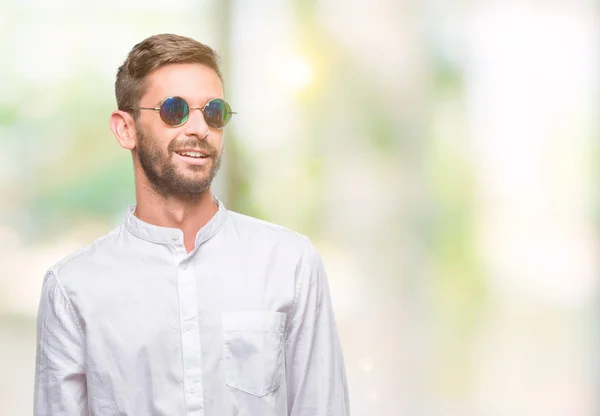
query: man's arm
285 239 350 416
34 270 89 415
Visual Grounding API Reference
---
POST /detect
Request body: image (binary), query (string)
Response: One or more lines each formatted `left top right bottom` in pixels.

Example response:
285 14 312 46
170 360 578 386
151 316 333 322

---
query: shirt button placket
176 261 204 413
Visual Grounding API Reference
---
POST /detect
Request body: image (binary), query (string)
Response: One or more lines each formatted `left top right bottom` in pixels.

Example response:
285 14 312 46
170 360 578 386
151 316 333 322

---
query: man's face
134 63 225 200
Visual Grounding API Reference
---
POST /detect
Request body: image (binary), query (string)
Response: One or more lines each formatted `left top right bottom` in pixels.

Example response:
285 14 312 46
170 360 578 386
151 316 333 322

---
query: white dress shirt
34 199 350 415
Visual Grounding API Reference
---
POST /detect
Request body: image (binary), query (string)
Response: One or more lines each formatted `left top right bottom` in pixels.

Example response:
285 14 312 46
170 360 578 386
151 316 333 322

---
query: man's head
110 34 229 200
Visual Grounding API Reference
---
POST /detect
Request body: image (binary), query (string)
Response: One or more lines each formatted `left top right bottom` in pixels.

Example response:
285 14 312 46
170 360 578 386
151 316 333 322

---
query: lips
174 148 211 159
173 148 213 166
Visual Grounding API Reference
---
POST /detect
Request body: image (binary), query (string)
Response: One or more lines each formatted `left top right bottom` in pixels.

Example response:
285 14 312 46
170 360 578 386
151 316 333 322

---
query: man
33 34 350 415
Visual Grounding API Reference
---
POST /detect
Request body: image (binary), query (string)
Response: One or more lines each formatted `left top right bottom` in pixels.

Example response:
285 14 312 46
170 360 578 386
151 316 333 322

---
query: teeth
180 151 204 158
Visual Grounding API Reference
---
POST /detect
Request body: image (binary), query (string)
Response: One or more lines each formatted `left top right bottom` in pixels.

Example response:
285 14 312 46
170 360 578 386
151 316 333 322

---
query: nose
183 107 210 139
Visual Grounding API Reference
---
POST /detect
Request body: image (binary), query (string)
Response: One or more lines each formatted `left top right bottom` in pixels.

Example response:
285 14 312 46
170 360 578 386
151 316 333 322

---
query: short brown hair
115 34 222 116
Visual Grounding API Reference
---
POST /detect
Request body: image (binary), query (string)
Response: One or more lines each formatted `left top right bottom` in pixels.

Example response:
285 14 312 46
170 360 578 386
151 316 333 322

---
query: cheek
212 134 225 153
155 130 180 155
137 120 173 150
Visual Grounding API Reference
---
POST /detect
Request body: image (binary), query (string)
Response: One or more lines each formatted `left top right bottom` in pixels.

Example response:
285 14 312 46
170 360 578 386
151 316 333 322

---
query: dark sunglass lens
203 99 232 128
160 97 189 126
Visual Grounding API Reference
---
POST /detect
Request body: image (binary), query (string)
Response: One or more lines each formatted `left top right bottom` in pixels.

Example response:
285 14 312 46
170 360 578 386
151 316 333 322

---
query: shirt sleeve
34 270 90 415
284 239 351 416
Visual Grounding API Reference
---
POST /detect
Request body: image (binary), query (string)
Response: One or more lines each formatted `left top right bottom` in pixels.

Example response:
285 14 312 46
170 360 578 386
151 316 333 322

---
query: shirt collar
124 196 228 246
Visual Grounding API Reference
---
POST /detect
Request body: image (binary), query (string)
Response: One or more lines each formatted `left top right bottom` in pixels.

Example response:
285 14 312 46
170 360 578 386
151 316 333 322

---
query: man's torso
51 206 308 415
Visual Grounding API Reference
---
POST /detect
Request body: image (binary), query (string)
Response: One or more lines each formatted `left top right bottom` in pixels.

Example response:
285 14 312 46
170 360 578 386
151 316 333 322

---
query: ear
110 110 137 150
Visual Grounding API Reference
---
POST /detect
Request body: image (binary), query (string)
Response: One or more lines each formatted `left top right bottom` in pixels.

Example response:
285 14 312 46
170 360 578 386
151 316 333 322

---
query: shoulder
224 210 324 268
46 225 124 289
226 210 313 249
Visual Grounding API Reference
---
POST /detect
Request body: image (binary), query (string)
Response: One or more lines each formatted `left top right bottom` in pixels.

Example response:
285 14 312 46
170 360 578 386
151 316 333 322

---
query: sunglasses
135 96 236 128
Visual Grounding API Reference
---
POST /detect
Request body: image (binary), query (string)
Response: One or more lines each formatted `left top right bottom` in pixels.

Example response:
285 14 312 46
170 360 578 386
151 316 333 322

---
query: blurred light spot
358 356 375 373
281 56 313 91
367 387 380 403
468 4 599 307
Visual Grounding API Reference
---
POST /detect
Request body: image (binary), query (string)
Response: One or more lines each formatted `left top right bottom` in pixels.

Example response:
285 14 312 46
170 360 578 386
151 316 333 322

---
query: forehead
143 63 223 105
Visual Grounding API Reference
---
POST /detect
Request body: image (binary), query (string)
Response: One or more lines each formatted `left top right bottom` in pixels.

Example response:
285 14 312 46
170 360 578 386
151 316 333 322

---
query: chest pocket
222 311 286 397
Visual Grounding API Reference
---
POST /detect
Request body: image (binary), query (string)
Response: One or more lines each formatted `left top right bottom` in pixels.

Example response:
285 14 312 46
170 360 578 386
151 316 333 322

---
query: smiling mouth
175 150 210 159
173 149 213 167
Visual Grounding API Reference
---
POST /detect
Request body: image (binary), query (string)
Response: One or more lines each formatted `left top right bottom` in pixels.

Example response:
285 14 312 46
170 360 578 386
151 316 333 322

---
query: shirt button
187 383 200 393
180 263 188 270
172 234 179 241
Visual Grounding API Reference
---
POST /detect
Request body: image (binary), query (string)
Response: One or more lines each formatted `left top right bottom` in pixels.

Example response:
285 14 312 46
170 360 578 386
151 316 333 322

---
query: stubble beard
135 125 222 201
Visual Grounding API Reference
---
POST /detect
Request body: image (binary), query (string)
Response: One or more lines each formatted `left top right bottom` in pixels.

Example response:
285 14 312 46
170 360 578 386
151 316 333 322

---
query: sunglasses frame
136 96 236 129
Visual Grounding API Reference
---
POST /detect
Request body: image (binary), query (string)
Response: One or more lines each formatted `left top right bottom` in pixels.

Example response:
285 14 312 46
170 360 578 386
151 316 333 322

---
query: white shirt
34 199 350 416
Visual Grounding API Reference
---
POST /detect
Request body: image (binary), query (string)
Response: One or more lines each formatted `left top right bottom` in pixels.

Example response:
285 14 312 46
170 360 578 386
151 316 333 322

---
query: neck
134 184 218 253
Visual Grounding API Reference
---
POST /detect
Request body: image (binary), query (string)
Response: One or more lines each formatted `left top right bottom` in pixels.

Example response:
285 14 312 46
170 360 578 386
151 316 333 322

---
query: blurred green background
0 1 598 414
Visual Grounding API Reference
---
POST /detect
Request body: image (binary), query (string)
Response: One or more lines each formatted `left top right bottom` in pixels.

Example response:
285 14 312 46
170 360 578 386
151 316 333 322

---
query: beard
135 124 222 201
